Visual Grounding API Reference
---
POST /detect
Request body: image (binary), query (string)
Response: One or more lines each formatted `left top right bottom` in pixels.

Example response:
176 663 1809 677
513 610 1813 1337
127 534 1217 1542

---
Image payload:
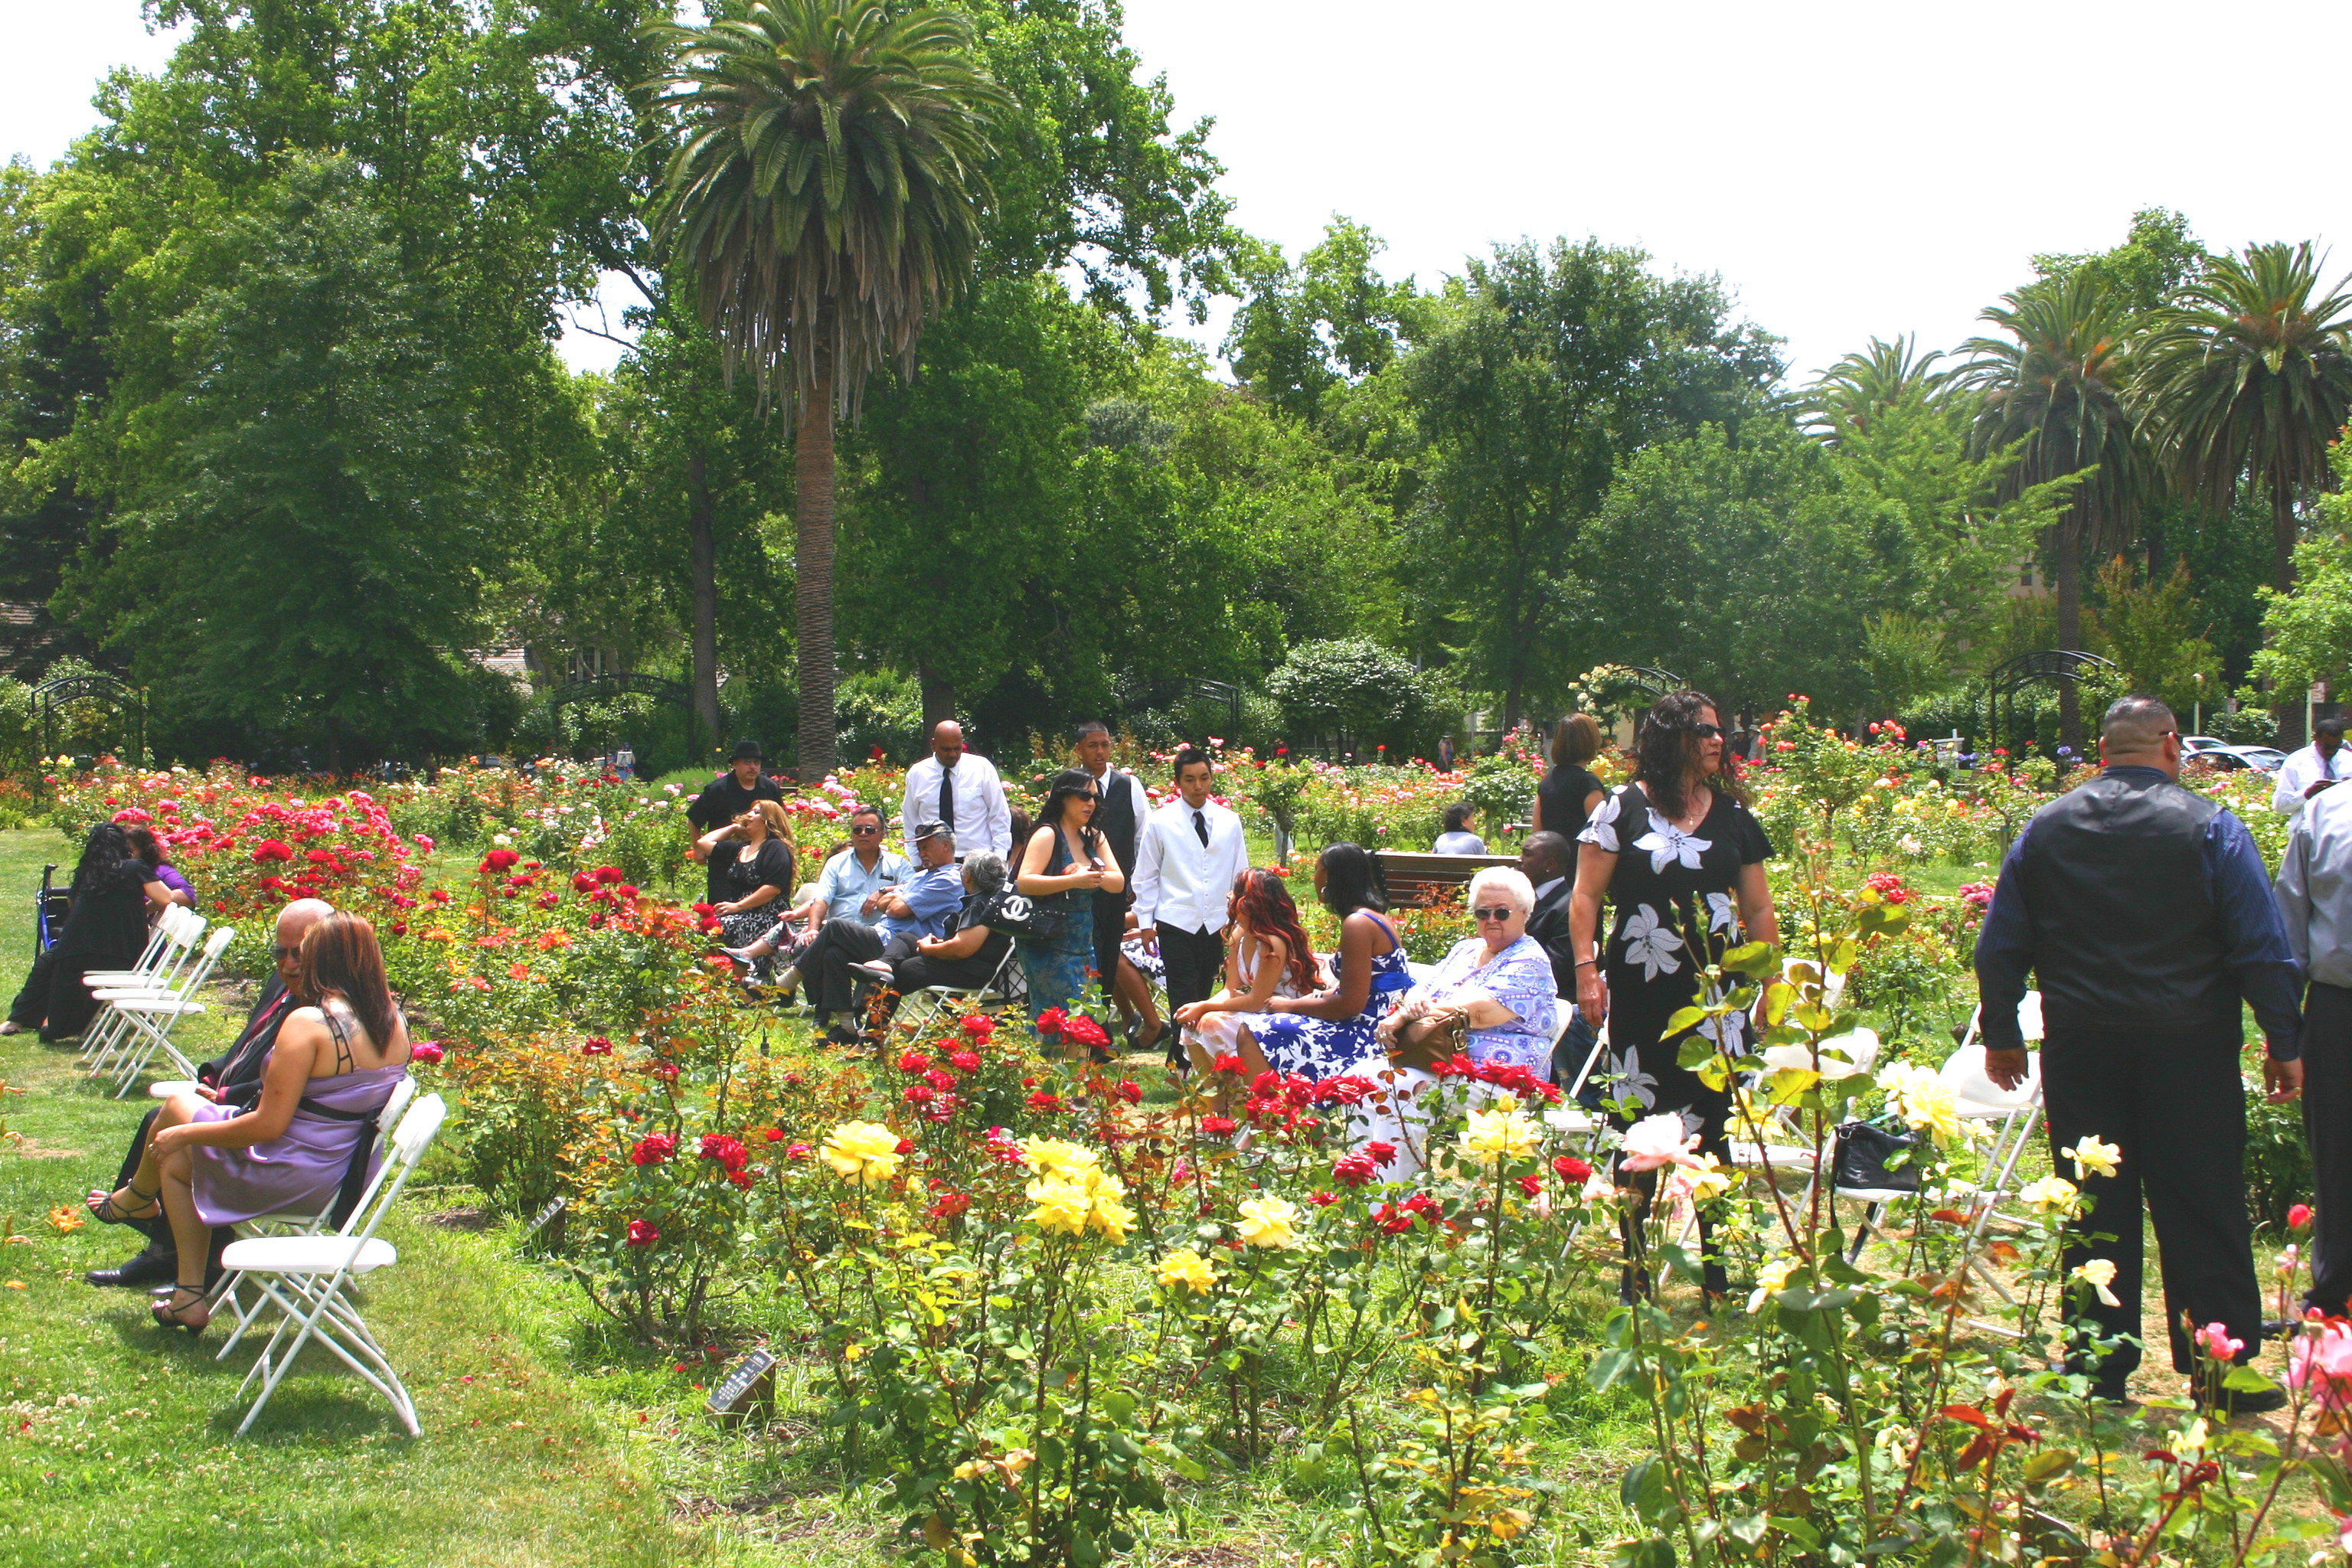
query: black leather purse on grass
1831 1116 1923 1193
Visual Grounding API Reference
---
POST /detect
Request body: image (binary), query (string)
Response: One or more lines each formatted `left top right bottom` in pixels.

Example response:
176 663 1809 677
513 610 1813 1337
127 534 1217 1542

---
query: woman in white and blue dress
1232 844 1411 1081
1347 866 1559 1174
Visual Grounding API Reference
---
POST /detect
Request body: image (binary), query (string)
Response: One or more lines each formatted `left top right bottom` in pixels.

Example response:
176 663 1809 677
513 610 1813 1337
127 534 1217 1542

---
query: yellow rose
2065 1135 2120 1181
2018 1174 2079 1217
1024 1175 1093 1236
1155 1246 1219 1295
1236 1195 1302 1250
1018 1137 1100 1181
1087 1193 1137 1243
821 1120 903 1185
2071 1257 2120 1306
1460 1106 1539 1165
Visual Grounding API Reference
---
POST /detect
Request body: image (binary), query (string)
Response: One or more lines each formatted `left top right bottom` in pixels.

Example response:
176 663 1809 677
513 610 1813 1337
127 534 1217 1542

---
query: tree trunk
918 659 956 733
686 449 721 754
2272 480 2306 750
2055 521 2083 757
795 377 839 783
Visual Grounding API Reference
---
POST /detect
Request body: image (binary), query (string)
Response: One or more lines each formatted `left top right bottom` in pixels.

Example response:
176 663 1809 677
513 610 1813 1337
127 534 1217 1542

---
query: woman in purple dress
87 911 412 1334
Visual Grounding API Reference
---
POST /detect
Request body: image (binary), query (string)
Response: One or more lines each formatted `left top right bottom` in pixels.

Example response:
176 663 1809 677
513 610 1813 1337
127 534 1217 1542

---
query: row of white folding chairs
215 1089 449 1436
76 905 207 1067
82 916 236 1096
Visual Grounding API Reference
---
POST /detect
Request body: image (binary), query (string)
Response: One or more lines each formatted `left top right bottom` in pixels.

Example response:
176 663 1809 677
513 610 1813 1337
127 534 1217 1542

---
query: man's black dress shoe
87 1247 178 1289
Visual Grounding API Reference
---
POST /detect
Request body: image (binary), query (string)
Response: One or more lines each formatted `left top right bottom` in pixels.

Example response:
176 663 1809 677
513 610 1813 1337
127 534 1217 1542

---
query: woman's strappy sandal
86 1182 162 1226
149 1285 211 1335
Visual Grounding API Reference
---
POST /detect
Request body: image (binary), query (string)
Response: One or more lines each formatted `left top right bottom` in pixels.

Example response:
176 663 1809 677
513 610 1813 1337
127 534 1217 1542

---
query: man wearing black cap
796 820 965 1046
687 740 785 833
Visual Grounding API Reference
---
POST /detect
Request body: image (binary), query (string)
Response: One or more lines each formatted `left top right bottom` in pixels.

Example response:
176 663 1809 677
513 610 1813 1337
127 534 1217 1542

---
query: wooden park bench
1372 850 1519 908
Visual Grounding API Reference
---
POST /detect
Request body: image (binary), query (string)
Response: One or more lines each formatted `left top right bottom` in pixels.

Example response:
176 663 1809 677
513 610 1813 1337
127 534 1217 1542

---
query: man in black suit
84 897 332 1289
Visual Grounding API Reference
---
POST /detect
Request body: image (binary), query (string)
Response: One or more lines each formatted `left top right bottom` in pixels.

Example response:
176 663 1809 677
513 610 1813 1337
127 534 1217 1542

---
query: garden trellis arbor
1982 650 2118 758
1183 678 1243 736
31 672 146 774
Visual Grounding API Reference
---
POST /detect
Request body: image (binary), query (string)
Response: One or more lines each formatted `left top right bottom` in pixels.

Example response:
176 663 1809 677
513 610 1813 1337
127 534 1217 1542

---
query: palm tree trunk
795 377 839 783
2272 478 2306 750
686 449 722 751
2055 522 2083 757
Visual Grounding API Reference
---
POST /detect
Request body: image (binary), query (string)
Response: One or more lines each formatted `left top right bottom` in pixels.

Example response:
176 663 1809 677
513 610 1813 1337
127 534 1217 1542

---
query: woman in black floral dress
1569 691 1779 1298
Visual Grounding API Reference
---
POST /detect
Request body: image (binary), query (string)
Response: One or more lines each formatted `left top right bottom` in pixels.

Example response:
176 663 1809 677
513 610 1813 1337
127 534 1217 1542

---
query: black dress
28 860 152 1042
707 838 796 946
1581 782 1773 1132
1538 763 1604 843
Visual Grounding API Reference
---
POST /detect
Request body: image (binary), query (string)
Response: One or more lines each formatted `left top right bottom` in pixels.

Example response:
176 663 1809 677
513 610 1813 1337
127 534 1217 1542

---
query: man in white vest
1132 746 1250 1070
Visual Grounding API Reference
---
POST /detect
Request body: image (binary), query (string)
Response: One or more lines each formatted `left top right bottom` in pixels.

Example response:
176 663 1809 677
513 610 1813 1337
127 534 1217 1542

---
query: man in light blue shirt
800 821 963 1044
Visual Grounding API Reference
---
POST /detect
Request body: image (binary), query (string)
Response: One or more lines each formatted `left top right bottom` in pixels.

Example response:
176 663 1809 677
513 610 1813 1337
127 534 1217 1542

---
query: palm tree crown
644 0 1007 416
1798 334 1951 443
1958 273 2151 751
2135 240 2352 596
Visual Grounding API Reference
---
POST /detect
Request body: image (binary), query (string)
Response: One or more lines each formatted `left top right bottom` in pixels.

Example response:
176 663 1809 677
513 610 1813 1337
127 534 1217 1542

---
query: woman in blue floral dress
1570 691 1779 1297
1236 844 1411 1080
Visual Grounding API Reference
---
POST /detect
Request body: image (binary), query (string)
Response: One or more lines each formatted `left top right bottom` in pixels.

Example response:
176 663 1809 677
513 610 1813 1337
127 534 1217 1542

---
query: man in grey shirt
2274 782 2348 1316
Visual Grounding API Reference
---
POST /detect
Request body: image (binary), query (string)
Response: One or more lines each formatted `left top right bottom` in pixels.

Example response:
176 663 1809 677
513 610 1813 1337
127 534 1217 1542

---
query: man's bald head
931 720 965 765
2100 695 2181 777
275 899 334 981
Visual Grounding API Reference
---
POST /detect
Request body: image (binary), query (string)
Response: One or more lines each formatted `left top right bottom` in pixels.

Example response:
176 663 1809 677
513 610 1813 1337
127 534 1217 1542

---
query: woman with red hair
1174 867 1325 1074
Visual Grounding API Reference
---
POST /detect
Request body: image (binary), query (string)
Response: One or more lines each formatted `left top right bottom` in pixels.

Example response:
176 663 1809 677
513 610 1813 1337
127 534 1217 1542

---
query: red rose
481 848 521 872
697 1134 749 1172
251 839 295 864
1200 1115 1238 1137
949 1050 982 1073
1308 1191 1339 1207
626 1219 658 1247
1026 1091 1063 1111
596 866 626 885
1366 1140 1398 1168
1063 1014 1109 1049
1372 1202 1415 1235
410 1041 445 1066
631 1134 675 1165
1212 1054 1245 1076
1516 1174 1543 1197
1333 1152 1376 1187
764 1128 785 1143
1035 1008 1068 1037
960 1014 995 1041
905 1084 937 1105
582 1036 613 1056
726 1170 754 1190
898 1050 933 1074
894 1138 915 1155
428 889 452 904
1112 1079 1142 1104
1552 1155 1592 1184
928 1191 972 1220
786 1142 813 1160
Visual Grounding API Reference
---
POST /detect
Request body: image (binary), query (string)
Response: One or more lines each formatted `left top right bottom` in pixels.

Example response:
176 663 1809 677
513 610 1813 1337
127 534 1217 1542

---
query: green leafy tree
1265 637 1432 754
1406 237 1782 727
1959 273 2150 752
68 158 518 766
2138 240 2352 742
644 0 1008 781
2030 206 2209 318
2093 554 2221 714
1225 217 1429 425
2252 448 2352 698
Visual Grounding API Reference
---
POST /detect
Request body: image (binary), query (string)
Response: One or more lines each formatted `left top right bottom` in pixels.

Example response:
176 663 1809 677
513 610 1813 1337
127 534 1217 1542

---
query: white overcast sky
7 0 2350 384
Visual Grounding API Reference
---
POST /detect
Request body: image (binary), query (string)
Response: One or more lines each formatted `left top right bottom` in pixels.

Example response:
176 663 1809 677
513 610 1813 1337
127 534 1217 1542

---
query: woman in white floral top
1569 690 1778 1299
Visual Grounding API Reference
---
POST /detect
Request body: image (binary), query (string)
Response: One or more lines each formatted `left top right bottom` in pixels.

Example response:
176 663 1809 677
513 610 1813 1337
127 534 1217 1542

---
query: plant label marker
524 1195 567 1235
707 1348 777 1425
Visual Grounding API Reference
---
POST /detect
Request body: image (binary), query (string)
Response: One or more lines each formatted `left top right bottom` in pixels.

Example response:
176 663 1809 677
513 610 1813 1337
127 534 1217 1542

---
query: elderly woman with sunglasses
1345 866 1558 1174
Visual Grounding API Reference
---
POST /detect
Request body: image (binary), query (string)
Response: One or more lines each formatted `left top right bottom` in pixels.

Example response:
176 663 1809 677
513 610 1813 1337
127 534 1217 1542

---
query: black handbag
1832 1116 1922 1192
990 891 1065 942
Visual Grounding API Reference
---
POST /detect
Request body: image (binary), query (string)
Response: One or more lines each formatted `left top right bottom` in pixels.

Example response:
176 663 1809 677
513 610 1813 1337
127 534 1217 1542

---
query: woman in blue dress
1236 843 1411 1080
1014 770 1125 1034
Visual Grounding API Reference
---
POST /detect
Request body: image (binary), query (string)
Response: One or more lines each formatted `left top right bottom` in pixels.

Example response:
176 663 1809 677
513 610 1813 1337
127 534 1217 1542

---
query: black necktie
1194 808 1210 848
938 764 956 833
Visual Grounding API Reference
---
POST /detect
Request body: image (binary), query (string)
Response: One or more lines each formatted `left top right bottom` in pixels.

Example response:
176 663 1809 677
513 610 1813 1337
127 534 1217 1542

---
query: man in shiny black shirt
1975 695 2302 1408
685 740 784 833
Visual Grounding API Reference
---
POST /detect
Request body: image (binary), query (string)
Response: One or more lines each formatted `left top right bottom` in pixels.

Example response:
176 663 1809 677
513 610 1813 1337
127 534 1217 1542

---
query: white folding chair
78 909 204 1072
223 1093 446 1436
211 1075 419 1358
99 926 234 1096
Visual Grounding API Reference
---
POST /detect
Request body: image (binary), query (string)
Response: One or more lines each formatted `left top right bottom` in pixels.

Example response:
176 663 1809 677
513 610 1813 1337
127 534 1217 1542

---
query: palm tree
1958 274 2151 753
1798 334 1952 443
2136 241 2352 745
644 1 1006 781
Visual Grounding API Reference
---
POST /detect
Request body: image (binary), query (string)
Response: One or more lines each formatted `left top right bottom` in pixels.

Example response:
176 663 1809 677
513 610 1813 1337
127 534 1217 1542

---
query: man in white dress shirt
2274 717 2351 818
901 720 1012 858
1132 746 1250 1067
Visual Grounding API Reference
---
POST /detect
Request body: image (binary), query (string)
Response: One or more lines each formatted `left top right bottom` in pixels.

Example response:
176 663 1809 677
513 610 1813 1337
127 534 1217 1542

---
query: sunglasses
273 944 301 961
1693 723 1723 740
852 824 880 835
1472 905 1515 922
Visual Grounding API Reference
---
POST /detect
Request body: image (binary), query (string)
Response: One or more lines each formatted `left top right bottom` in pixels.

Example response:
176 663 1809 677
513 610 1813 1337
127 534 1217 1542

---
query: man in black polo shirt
687 740 785 833
1975 694 2303 1411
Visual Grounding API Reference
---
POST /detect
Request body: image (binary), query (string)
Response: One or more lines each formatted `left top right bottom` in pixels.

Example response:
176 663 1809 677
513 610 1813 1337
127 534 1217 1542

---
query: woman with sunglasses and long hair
1176 867 1325 1072
1014 769 1126 1026
87 911 411 1334
1569 690 1779 1301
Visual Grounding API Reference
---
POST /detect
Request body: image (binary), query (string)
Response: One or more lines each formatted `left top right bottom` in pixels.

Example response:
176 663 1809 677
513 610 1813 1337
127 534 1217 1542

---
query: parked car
2179 735 2231 756
2191 745 2286 774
